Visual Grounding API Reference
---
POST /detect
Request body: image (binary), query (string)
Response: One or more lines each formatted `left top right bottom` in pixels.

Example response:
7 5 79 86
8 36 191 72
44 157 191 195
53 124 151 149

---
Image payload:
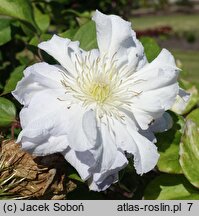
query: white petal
92 10 130 55
93 150 128 184
17 91 77 158
139 129 157 143
38 35 83 74
127 49 179 130
171 88 190 114
88 148 128 191
63 131 103 181
82 110 98 145
153 48 176 66
93 10 146 72
64 108 99 151
12 63 64 106
17 89 66 128
129 83 179 130
126 37 148 72
133 83 179 112
18 90 99 152
63 147 93 181
133 49 179 92
130 130 159 174
21 135 68 156
84 119 128 189
94 121 118 173
88 173 118 191
63 127 103 181
130 109 155 130
112 118 137 152
113 119 159 174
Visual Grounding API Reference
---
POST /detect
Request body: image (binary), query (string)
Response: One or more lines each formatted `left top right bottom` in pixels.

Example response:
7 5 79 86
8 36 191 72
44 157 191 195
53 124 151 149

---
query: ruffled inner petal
38 35 84 74
128 128 159 175
12 62 64 106
18 90 99 153
94 121 118 173
88 173 118 192
132 49 179 92
87 149 128 191
21 135 68 156
92 10 147 72
64 147 91 180
113 118 159 175
85 119 128 191
127 49 180 130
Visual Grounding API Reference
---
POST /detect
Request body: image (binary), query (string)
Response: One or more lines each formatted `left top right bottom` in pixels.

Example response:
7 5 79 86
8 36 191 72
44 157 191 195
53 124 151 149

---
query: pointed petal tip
157 48 179 69
38 34 58 49
92 10 104 21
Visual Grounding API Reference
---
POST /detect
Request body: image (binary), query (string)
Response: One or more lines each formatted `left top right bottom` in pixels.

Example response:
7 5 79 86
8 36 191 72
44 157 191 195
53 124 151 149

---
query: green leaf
29 34 52 46
16 50 34 65
2 65 26 95
0 97 16 127
34 6 50 32
63 9 91 26
180 120 199 189
179 78 193 90
59 28 77 40
0 0 38 31
144 174 199 200
156 113 184 174
0 19 12 46
186 108 199 127
63 9 91 19
20 23 36 37
140 37 161 62
182 86 199 114
68 173 83 183
73 21 97 51
0 83 3 90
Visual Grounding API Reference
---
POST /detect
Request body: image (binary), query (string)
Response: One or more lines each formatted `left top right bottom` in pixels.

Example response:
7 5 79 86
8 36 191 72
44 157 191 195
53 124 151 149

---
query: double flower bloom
13 11 188 191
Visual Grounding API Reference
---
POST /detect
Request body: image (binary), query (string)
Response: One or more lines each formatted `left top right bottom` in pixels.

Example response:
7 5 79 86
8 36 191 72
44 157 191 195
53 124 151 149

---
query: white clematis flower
12 11 181 191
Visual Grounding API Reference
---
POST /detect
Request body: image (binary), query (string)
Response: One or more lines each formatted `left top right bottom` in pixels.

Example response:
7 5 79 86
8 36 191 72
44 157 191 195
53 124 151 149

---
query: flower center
60 52 140 119
89 82 110 103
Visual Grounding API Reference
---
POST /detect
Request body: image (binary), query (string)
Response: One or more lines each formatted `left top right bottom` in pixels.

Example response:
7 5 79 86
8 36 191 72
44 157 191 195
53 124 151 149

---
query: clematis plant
13 10 185 191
